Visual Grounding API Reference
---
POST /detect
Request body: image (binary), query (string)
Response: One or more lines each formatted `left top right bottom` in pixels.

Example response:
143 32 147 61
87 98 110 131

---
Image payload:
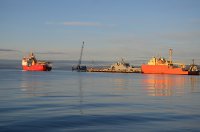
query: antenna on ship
169 49 173 64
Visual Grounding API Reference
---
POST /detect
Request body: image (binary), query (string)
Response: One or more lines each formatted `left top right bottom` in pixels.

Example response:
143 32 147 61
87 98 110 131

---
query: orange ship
141 49 199 75
22 52 52 71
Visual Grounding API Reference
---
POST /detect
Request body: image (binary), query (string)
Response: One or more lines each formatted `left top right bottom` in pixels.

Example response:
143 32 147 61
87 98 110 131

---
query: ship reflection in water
143 74 200 96
20 72 200 98
20 72 49 97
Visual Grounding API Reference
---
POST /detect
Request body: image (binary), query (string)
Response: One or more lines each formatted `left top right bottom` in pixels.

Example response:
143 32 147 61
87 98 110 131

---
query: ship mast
169 48 173 64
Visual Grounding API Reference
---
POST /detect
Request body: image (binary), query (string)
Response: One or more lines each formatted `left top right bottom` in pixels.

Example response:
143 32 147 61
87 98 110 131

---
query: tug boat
22 52 52 71
141 49 199 75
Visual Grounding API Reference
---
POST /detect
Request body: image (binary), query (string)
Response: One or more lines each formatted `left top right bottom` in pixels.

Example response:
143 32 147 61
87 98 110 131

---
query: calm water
0 61 200 131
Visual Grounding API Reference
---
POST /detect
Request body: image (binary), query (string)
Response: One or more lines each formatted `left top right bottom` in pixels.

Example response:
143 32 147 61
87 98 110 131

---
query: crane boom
78 41 84 66
72 41 87 72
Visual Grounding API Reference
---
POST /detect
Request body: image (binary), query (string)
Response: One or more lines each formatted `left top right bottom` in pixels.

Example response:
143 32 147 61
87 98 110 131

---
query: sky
0 0 200 63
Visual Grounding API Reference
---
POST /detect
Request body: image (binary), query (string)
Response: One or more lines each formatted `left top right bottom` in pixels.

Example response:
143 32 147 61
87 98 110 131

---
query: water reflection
190 76 200 93
113 78 129 91
20 72 49 97
143 74 200 96
78 73 84 115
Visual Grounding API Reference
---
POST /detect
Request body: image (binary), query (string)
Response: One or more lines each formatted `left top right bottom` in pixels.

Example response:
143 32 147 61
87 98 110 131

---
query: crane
78 41 84 67
72 41 87 72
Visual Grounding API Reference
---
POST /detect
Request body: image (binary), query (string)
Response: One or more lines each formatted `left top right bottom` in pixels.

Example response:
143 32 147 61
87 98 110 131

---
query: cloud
159 31 200 44
63 21 102 27
190 19 200 24
0 49 19 52
45 22 55 25
35 51 66 55
45 21 116 27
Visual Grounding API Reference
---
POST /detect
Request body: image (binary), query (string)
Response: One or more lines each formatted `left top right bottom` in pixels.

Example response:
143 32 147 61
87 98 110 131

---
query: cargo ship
141 49 199 75
22 52 52 71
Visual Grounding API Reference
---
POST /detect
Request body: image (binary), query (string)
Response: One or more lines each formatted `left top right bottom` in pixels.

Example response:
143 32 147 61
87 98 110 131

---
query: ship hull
141 65 189 75
22 64 51 71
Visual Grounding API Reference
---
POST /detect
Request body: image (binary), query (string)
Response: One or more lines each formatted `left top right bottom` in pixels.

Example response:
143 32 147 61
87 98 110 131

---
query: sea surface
0 60 200 132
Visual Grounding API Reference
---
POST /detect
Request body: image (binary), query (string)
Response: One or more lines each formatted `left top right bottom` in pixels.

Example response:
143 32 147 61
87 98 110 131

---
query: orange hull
141 65 189 75
22 64 51 71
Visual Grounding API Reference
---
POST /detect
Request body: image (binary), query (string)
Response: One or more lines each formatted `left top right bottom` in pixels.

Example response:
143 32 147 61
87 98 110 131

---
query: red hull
141 65 189 75
22 64 49 71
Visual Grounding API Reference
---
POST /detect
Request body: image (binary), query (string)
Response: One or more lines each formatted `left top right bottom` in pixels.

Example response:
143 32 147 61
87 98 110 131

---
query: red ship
141 49 199 75
22 52 52 71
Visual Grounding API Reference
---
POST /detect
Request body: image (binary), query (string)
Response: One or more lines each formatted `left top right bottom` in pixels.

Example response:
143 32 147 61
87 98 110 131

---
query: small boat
141 49 199 75
22 52 52 71
107 59 136 72
88 59 141 73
